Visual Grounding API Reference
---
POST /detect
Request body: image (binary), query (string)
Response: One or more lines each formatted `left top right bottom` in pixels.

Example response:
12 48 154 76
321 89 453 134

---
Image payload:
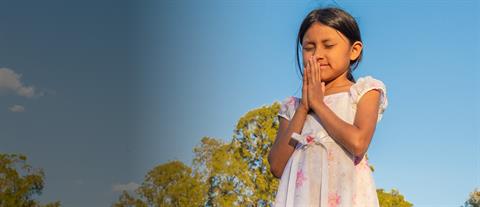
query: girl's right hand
299 66 310 113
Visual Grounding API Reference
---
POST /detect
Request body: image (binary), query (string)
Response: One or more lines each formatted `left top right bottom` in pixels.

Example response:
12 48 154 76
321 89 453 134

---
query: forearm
311 102 364 157
269 106 308 177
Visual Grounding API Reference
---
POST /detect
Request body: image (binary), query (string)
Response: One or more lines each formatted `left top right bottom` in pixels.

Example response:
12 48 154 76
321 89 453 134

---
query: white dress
274 76 388 207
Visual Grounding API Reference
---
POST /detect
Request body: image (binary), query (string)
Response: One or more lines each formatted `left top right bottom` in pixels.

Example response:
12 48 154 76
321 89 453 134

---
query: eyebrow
303 39 333 44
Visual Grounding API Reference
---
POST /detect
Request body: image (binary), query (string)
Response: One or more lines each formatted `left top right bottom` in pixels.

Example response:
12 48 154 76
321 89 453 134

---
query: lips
319 64 329 69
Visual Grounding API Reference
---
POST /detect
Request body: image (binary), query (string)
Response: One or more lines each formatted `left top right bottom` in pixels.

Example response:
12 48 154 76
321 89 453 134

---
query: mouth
319 64 329 69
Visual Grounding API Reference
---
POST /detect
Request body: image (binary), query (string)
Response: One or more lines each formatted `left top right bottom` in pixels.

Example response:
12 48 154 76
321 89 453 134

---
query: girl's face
302 22 362 83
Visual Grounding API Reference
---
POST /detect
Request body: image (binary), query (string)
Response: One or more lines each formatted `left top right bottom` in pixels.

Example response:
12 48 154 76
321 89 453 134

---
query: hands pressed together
300 56 326 113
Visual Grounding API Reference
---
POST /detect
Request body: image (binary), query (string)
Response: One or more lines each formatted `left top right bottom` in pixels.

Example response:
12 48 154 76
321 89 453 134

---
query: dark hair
295 7 362 83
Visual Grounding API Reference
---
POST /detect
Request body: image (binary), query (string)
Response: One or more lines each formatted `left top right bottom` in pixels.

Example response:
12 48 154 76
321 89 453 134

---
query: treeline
112 101 414 206
2 100 478 206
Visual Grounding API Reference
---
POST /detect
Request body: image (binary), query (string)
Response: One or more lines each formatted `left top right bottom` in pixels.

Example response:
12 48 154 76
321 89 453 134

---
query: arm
268 104 309 178
311 89 381 158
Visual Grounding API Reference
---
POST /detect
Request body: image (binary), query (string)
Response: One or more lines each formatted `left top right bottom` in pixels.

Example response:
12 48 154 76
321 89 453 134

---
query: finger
310 56 315 84
303 66 307 87
305 60 309 86
304 62 308 85
303 67 308 92
318 61 322 82
308 57 314 85
313 56 319 83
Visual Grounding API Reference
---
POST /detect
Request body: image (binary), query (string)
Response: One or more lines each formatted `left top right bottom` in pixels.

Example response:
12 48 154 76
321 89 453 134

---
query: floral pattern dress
273 76 388 207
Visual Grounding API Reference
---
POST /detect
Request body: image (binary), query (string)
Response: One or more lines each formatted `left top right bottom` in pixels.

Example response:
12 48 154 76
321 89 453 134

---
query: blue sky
0 0 478 206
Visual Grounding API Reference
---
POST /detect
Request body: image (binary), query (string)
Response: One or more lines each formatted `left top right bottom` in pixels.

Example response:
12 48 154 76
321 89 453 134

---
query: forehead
302 22 347 44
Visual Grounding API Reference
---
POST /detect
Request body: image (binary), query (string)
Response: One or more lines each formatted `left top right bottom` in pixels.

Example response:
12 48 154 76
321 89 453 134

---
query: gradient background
0 0 478 206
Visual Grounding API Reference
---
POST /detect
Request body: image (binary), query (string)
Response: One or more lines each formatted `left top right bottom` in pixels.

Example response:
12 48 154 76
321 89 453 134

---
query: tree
113 100 413 206
192 135 260 206
377 188 413 207
229 103 281 205
112 191 147 207
461 187 480 207
192 103 282 206
192 136 240 206
0 153 61 207
112 160 206 207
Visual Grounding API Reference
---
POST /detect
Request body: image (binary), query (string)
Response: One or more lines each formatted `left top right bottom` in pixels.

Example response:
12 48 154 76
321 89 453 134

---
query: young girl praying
268 7 388 207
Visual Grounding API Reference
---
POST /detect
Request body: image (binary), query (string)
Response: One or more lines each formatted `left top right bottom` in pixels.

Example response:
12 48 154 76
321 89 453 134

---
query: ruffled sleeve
277 96 299 121
349 76 388 120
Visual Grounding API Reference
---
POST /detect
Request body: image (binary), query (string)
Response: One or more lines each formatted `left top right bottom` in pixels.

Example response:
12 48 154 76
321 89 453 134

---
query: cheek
302 57 309 67
302 54 308 63
329 51 350 67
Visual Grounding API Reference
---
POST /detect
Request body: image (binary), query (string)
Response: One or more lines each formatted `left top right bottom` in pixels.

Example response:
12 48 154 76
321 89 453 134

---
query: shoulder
277 96 300 121
351 76 386 93
349 76 388 114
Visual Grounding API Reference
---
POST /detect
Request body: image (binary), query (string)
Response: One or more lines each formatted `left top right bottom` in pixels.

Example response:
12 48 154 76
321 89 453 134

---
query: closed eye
325 44 335 48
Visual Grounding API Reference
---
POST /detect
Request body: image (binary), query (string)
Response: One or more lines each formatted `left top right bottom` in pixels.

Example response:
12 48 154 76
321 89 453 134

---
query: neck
324 72 352 89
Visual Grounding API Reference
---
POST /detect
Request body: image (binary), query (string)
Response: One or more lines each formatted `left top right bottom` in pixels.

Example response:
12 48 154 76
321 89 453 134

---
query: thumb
321 82 325 93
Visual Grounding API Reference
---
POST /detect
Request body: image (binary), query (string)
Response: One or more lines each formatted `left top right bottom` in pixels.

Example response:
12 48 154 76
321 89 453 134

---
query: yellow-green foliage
377 188 413 207
463 187 480 207
141 160 206 206
0 153 61 207
113 100 415 206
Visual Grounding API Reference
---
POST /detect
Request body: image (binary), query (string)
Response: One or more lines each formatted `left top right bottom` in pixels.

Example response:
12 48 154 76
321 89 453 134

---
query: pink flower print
295 169 307 189
369 81 382 88
306 135 314 144
328 150 334 162
328 192 341 207
327 150 334 167
363 160 371 171
288 96 296 106
352 193 357 205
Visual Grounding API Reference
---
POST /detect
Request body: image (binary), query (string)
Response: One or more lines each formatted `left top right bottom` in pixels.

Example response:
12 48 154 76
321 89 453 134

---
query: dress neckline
324 81 355 97
324 91 349 97
294 81 356 100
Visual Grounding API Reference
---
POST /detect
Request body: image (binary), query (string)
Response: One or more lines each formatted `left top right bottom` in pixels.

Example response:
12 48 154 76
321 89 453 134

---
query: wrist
297 103 309 114
311 100 327 111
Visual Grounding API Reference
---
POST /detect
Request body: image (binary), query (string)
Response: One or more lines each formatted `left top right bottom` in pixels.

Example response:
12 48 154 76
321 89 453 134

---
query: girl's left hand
305 55 326 109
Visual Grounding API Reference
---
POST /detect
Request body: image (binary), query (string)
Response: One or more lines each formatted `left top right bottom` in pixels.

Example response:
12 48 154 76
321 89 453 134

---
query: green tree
461 187 480 207
114 100 413 206
112 191 147 207
0 153 61 207
229 103 281 205
112 160 206 207
192 135 260 206
191 102 282 206
377 188 413 207
192 137 239 206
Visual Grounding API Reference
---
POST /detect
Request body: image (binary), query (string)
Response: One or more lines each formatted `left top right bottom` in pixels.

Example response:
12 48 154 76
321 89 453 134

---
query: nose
312 53 325 62
313 49 326 60
314 55 324 62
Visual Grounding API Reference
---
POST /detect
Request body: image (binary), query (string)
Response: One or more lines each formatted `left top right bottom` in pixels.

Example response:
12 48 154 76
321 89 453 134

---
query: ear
350 41 363 61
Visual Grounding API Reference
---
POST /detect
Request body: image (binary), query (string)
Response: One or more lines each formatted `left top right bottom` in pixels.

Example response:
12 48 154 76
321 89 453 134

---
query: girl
268 7 388 207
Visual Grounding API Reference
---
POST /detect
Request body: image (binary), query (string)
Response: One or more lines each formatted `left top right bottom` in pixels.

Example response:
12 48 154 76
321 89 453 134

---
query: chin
321 71 329 79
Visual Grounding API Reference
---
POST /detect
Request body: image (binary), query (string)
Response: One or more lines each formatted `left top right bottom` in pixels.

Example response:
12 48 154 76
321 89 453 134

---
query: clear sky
0 0 478 206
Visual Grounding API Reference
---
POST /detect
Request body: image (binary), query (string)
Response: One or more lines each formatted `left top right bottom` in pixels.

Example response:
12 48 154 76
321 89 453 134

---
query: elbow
352 147 367 159
269 166 282 179
268 152 282 179
352 135 368 158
